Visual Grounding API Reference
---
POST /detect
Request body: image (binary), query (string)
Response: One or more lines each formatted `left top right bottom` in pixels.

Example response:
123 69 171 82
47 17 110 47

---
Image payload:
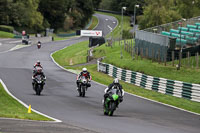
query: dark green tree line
0 0 102 32
99 0 200 29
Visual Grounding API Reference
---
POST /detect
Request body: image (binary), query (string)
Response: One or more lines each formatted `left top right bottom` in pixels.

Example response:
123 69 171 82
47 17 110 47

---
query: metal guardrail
136 30 169 46
97 61 200 102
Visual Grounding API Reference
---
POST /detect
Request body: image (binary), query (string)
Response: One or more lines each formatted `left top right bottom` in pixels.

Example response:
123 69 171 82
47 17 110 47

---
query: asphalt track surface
0 14 200 133
0 38 21 52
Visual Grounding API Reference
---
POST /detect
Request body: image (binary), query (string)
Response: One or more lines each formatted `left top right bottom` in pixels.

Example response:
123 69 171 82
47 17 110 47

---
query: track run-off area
0 14 200 133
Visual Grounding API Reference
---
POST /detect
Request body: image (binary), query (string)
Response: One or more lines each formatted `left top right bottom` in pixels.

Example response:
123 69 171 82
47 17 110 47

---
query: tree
0 0 13 25
139 0 181 29
39 0 67 30
176 0 200 18
92 0 102 9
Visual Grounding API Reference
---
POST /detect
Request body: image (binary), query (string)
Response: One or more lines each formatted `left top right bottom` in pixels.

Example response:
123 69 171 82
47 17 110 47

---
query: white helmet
113 78 119 84
82 67 87 74
37 60 40 65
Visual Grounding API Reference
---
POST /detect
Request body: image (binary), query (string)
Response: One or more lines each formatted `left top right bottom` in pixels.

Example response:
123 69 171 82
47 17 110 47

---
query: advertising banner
81 30 102 37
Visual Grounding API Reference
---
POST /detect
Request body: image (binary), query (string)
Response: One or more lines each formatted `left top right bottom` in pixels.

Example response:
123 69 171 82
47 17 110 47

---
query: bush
0 25 14 33
122 30 133 39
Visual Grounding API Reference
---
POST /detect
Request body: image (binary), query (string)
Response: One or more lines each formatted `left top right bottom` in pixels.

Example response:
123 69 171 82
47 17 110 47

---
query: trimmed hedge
0 25 14 33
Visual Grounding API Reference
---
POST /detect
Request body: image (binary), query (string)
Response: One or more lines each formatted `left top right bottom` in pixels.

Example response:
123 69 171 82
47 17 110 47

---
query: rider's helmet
37 67 42 73
113 78 119 85
37 60 40 65
82 67 87 74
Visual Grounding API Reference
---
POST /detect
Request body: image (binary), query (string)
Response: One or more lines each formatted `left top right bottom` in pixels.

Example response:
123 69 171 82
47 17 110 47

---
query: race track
0 14 199 133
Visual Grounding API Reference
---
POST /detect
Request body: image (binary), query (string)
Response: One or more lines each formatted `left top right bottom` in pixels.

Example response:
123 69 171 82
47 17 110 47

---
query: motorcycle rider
32 67 46 88
33 60 43 74
34 60 43 69
37 41 41 49
76 67 92 90
103 78 124 107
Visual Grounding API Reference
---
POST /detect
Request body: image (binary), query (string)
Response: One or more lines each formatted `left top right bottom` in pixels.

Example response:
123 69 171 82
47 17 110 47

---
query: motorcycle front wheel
81 86 86 97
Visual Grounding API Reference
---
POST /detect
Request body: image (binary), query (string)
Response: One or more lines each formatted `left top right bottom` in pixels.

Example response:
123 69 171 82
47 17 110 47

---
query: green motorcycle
103 88 123 116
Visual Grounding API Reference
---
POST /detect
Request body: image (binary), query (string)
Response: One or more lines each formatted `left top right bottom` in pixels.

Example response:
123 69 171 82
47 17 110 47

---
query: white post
134 5 139 32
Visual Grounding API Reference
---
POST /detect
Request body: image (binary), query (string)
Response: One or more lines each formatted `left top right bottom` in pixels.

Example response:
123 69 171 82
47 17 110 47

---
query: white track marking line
8 40 22 44
0 43 2 46
0 79 62 122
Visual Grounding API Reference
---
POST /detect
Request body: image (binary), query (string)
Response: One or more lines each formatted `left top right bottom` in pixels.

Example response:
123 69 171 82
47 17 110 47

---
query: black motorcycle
78 76 89 97
32 75 46 95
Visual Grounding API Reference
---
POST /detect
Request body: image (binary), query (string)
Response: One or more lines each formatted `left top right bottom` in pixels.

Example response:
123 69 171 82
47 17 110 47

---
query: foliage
176 0 200 19
139 0 182 29
92 0 102 9
122 30 133 39
0 0 44 32
99 0 200 29
0 0 102 33
100 0 145 15
0 25 14 33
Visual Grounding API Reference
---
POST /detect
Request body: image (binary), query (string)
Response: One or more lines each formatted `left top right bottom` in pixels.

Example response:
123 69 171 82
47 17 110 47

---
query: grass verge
0 82 52 121
88 16 99 30
0 31 14 38
52 41 200 114
93 42 200 84
52 41 89 66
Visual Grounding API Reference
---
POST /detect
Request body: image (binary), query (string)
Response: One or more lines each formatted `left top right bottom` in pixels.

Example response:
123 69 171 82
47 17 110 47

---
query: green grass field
52 41 89 66
0 82 52 121
52 41 200 114
0 31 14 38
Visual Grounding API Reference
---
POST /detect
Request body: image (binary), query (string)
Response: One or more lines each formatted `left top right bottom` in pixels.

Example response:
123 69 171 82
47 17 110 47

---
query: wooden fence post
152 48 154 62
158 49 161 63
124 40 125 50
196 52 199 69
187 51 190 68
164 52 167 66
172 51 174 66
146 48 148 58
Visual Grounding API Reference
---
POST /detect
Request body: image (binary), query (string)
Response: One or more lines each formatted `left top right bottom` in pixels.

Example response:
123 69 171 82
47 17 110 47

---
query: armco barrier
97 61 200 102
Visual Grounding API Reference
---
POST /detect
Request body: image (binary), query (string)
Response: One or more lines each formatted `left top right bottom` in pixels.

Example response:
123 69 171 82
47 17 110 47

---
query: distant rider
37 41 41 49
104 78 124 106
76 67 92 90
